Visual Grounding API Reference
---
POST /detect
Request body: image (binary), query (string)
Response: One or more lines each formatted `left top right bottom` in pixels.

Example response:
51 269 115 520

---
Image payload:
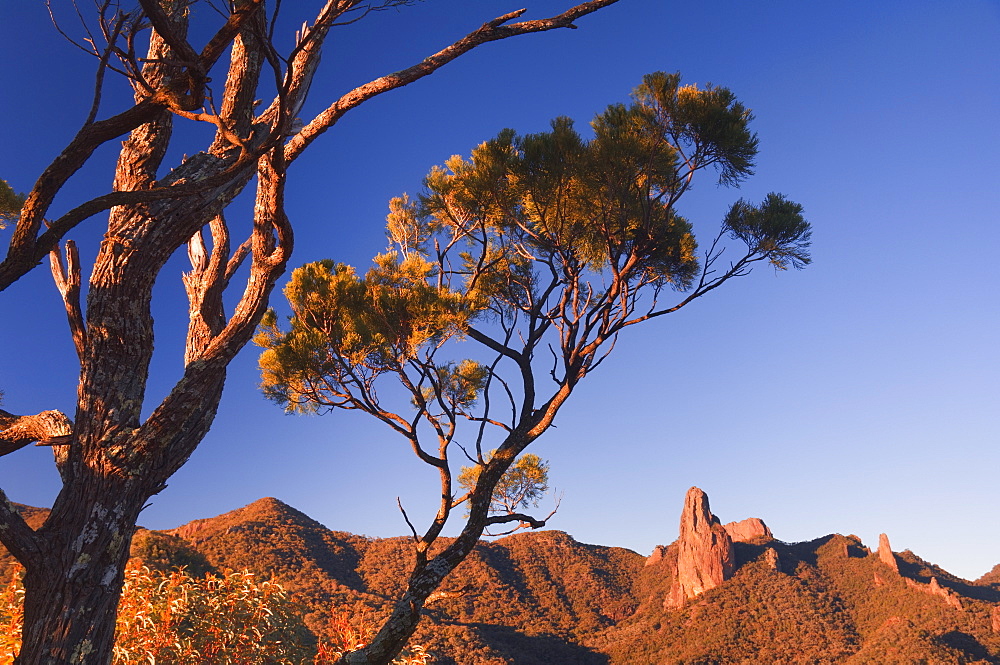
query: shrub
314 612 431 665
0 564 314 665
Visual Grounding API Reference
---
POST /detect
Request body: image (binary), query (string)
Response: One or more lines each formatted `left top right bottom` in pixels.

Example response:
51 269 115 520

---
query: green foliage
0 568 22 664
114 566 314 664
315 612 431 664
129 529 216 577
0 180 25 229
725 192 812 269
255 71 812 664
459 451 550 515
421 359 489 411
257 71 810 419
256 255 477 414
629 71 759 186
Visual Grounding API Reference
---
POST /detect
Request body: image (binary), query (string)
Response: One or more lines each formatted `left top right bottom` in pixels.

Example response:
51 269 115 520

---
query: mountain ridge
3 493 999 663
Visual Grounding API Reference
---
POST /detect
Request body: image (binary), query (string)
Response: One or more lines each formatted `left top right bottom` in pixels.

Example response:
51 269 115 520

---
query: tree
459 452 551 531
0 1 619 663
257 71 812 662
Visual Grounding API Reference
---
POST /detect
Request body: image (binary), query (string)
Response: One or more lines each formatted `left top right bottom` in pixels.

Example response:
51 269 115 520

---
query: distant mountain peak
165 496 325 544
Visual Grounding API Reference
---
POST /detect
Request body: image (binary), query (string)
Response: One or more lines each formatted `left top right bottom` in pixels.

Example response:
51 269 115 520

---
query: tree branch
0 100 164 291
285 0 620 162
0 409 74 457
49 240 87 363
484 512 546 529
0 488 42 566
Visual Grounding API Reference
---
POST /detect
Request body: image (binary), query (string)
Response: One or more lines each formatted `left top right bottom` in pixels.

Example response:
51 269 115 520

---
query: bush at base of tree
0 564 315 665
314 613 431 665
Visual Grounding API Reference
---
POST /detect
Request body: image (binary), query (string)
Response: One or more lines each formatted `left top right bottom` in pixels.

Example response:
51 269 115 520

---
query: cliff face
665 487 736 607
724 517 772 543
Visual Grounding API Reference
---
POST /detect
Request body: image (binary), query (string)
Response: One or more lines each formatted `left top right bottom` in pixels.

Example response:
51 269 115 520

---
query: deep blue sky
2 1 998 581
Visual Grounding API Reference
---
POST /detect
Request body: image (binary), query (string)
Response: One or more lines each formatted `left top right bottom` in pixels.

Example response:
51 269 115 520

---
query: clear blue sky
2 1 998 581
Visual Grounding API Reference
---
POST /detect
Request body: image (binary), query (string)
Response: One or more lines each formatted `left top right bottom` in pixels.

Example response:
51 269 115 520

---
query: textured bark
0 410 74 457
18 484 145 665
0 1 620 663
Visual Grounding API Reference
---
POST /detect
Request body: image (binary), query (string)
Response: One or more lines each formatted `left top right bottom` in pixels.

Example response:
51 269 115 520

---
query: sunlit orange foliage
0 567 23 664
314 612 430 665
0 564 313 665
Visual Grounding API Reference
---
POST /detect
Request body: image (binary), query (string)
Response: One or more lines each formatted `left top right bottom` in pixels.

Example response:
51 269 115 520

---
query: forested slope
3 496 999 663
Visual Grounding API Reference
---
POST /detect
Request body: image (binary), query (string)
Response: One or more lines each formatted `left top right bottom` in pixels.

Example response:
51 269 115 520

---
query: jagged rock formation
664 487 736 607
877 532 899 573
905 575 964 610
645 544 668 567
724 517 772 543
992 605 1000 634
929 576 963 609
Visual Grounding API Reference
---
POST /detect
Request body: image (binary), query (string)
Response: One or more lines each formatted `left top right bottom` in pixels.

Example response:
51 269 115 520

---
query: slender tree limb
199 0 268 70
397 497 420 542
0 100 163 291
287 0 620 163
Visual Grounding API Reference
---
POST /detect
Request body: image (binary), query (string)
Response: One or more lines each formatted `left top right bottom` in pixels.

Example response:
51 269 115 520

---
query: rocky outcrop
665 487 735 608
992 605 1000 634
905 576 963 609
929 577 964 609
724 517 772 543
645 545 668 567
877 533 899 573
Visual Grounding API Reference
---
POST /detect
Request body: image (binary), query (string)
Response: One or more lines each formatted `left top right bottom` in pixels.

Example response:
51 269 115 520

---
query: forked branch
49 239 87 363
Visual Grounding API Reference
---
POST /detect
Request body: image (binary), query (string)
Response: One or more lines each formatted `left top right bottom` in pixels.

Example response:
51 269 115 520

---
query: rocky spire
877 533 899 573
665 487 735 607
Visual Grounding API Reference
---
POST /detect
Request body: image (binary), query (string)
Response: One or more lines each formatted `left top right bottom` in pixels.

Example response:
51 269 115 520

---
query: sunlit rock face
665 487 735 607
724 517 773 543
877 532 900 573
645 544 669 567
